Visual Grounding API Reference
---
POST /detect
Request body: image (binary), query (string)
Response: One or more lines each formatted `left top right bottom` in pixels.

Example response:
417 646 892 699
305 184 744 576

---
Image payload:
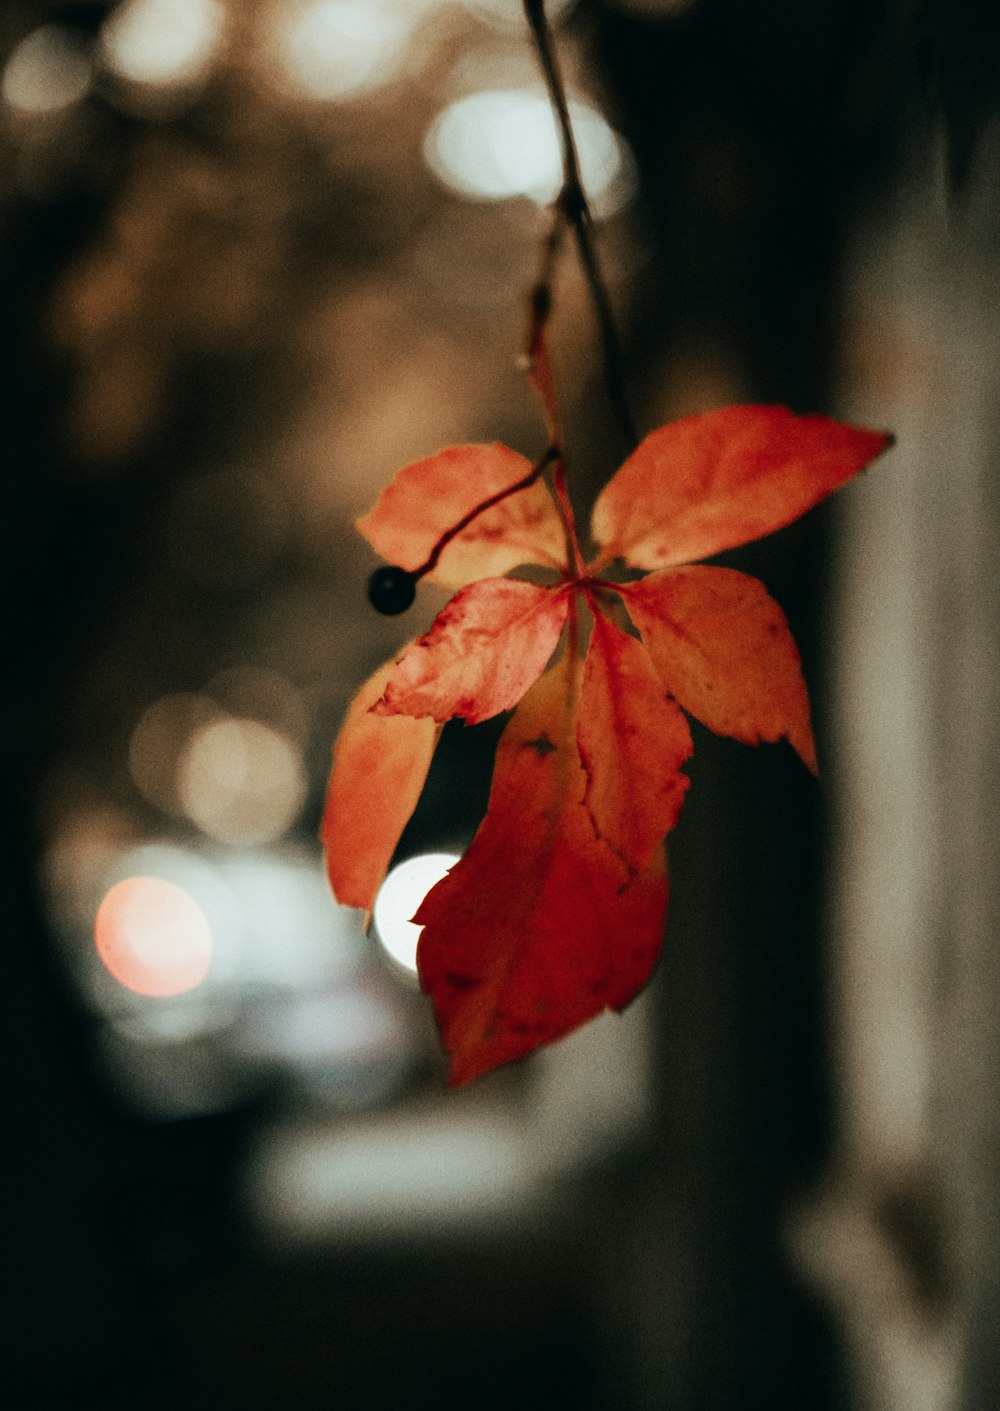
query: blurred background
2 0 998 1407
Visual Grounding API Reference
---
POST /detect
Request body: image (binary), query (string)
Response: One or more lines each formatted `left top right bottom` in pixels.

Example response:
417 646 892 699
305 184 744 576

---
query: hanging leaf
591 406 893 570
414 659 669 1087
322 658 439 913
323 405 893 1081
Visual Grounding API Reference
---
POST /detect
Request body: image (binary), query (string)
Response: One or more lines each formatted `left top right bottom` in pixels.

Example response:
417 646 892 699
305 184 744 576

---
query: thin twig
523 0 638 452
413 446 558 578
523 206 567 448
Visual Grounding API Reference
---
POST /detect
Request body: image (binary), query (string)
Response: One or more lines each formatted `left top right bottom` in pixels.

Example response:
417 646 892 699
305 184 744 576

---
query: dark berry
367 565 417 615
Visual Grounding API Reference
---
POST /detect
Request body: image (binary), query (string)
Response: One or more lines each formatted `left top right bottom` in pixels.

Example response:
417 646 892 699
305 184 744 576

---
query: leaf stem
523 0 638 453
551 454 584 578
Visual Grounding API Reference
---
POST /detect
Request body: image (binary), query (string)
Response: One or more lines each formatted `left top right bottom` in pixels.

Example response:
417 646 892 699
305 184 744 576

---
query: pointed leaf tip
591 406 893 570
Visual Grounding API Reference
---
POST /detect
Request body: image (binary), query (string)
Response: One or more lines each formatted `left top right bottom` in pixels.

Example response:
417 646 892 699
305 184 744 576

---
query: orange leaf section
591 406 893 570
619 566 817 771
415 659 669 1087
374 579 570 725
357 443 566 589
322 658 438 912
578 609 692 871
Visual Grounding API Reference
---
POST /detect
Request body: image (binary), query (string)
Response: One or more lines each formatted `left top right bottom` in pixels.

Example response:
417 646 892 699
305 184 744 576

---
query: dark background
2 2 996 1407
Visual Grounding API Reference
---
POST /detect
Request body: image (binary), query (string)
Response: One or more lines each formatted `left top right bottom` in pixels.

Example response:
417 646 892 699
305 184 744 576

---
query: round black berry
367 565 417 615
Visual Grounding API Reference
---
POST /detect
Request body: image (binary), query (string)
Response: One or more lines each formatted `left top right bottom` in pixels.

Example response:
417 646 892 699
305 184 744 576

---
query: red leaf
577 608 692 871
374 579 570 725
321 658 439 912
357 443 566 588
415 659 669 1086
619 565 817 771
591 406 893 569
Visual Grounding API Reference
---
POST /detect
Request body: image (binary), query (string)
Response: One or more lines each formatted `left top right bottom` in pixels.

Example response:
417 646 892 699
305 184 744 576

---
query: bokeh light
207 666 308 745
424 88 633 214
76 844 417 1115
1 25 92 116
373 852 460 974
95 875 213 997
128 692 222 816
215 848 365 988
270 0 416 103
178 716 307 844
100 0 225 90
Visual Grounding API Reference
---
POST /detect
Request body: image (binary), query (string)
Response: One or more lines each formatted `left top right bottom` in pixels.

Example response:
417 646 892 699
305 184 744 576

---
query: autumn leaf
321 657 439 913
618 566 817 772
577 607 692 872
323 407 893 1082
414 658 669 1087
374 578 570 725
358 443 566 589
591 405 891 570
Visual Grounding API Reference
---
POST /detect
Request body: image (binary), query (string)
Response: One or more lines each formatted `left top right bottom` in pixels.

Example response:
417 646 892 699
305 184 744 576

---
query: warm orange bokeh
94 875 212 997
